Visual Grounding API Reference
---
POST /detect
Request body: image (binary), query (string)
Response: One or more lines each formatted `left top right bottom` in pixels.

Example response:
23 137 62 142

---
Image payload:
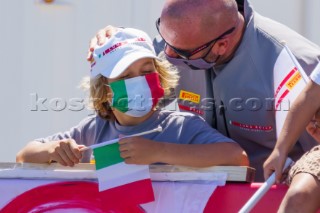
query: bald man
153 0 320 211
88 0 320 211
153 0 320 181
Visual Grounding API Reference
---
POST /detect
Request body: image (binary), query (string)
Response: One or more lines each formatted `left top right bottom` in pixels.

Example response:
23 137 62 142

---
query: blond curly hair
82 59 179 120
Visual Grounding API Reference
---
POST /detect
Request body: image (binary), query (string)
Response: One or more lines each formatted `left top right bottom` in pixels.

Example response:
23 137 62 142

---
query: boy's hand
48 139 83 166
118 136 164 165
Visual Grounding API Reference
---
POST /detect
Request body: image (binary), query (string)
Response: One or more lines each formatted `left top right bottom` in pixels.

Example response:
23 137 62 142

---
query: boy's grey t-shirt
35 110 234 162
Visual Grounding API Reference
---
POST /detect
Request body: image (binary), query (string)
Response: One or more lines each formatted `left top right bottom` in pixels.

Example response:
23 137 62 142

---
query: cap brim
105 51 161 79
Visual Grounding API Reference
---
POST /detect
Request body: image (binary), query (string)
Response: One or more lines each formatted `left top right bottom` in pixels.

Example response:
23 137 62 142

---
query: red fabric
204 183 288 213
1 181 146 213
145 72 164 108
99 178 154 207
7 181 318 212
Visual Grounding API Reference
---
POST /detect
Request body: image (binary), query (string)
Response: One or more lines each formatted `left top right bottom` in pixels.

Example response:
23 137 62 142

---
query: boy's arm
119 137 249 167
264 80 320 181
16 140 83 167
16 116 95 166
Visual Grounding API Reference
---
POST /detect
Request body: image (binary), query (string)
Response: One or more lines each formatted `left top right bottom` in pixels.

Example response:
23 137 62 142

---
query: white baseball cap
90 28 160 78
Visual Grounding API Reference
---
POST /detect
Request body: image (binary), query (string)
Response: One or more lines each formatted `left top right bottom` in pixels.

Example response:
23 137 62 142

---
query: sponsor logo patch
286 72 302 90
274 67 302 110
179 90 200 104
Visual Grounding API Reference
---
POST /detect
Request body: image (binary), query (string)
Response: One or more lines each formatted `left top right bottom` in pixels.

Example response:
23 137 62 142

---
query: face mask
165 52 218 70
109 72 164 117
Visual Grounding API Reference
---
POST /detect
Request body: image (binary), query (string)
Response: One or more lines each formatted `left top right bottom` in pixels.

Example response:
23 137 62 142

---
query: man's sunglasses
156 18 235 59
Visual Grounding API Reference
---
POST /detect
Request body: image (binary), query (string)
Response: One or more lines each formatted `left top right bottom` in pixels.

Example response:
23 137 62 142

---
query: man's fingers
97 25 117 46
89 36 98 50
87 25 117 61
96 29 107 46
103 25 118 37
87 37 97 61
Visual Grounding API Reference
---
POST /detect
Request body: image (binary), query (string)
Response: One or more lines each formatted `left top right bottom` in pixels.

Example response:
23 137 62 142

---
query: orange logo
286 72 301 90
179 90 200 104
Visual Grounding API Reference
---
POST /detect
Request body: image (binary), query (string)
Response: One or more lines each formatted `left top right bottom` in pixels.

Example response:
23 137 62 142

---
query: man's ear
216 39 229 55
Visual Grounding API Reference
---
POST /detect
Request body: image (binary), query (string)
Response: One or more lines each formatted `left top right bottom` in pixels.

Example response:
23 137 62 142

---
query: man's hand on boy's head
48 139 83 167
86 25 119 61
118 136 164 165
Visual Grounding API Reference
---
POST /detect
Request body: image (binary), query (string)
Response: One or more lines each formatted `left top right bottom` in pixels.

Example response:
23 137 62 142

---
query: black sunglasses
156 18 235 59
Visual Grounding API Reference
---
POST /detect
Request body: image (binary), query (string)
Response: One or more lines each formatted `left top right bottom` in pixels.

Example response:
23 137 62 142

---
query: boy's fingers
63 144 78 163
56 148 74 166
119 143 130 152
120 151 131 159
68 139 82 159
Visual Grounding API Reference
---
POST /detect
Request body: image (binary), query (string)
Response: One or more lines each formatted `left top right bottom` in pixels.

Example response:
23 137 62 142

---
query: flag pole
238 158 293 213
79 126 163 151
282 41 309 83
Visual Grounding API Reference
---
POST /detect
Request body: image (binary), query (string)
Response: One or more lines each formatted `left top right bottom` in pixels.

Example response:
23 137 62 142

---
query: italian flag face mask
108 72 165 117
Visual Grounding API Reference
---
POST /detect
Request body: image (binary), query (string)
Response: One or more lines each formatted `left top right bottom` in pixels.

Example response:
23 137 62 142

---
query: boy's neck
114 110 155 126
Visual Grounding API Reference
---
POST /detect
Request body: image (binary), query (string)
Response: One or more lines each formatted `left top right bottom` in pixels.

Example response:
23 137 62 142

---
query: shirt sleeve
180 114 235 144
34 115 96 147
310 63 320 85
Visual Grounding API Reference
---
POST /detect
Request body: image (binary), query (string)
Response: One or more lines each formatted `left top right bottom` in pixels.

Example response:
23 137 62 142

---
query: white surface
0 163 228 182
141 181 224 213
97 163 150 191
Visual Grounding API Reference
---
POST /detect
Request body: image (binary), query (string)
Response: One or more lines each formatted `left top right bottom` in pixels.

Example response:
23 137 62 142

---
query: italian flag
110 72 164 113
93 139 154 207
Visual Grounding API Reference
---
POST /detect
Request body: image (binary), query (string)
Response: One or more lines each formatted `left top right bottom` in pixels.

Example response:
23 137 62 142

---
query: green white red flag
93 139 154 206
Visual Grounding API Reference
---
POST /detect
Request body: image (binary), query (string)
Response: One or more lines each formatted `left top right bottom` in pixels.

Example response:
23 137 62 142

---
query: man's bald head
160 0 239 49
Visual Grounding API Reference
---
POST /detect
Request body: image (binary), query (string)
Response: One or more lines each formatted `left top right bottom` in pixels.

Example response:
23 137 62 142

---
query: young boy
264 63 320 212
16 28 248 168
